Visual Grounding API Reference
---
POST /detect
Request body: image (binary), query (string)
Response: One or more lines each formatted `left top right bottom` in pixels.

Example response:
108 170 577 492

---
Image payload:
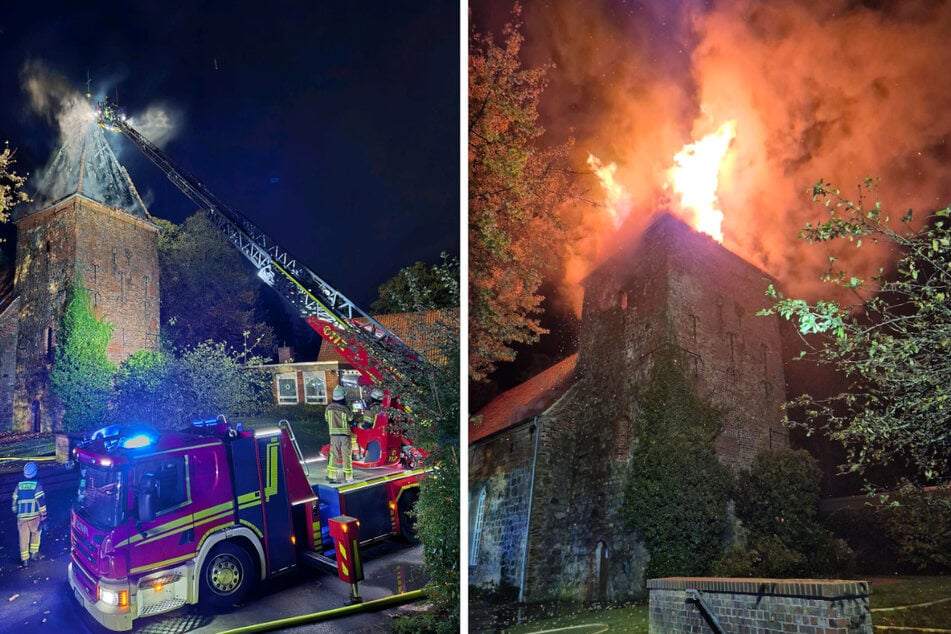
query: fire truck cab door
229 433 296 575
128 454 196 578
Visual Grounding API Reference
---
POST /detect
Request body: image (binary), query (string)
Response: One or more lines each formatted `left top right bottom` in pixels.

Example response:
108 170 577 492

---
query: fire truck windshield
75 465 126 529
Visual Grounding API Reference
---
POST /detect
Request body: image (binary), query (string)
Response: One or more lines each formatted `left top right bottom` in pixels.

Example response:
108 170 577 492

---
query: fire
666 120 736 242
587 153 631 228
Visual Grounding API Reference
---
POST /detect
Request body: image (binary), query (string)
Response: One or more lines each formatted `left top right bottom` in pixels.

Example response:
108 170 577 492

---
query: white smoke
127 102 183 149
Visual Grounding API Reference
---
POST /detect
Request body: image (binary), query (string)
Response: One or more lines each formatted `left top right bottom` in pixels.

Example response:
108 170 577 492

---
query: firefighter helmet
369 388 385 402
332 386 346 402
23 462 38 479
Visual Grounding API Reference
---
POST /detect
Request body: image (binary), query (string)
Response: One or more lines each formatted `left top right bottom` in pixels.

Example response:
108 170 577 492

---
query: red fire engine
67 102 431 630
69 419 422 630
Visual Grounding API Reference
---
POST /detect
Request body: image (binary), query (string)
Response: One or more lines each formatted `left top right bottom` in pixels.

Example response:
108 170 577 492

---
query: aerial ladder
96 99 425 468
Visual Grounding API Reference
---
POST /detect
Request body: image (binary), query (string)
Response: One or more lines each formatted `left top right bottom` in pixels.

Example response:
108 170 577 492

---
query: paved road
0 462 428 633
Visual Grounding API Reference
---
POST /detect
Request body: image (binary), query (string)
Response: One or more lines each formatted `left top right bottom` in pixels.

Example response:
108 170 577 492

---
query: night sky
0 2 460 310
470 0 951 406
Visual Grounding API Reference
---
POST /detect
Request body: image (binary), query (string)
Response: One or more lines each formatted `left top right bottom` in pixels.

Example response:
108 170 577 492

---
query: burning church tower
469 211 789 607
8 104 160 432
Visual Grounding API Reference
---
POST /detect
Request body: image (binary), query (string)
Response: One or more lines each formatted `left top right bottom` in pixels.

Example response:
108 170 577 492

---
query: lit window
302 371 327 404
276 374 299 405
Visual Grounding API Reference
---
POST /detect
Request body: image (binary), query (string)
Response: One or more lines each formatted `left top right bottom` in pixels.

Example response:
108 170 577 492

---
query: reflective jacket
12 479 46 521
325 402 353 436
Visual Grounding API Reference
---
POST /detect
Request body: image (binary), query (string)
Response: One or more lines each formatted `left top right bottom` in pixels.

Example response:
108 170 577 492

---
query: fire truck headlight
99 587 129 607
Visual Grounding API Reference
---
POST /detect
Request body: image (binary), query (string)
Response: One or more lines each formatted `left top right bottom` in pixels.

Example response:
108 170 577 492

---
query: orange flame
587 153 631 228
666 120 736 242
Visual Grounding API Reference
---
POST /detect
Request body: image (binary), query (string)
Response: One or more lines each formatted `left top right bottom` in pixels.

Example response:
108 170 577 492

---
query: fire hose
216 589 426 634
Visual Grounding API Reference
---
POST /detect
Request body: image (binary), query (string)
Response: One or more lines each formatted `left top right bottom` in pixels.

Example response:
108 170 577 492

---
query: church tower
12 111 160 431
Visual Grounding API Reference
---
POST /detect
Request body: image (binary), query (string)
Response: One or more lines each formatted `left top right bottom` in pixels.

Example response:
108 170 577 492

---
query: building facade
7 118 160 431
469 213 789 604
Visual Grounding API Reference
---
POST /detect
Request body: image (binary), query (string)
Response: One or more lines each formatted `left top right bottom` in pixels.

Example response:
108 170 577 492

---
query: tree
469 5 576 381
0 142 29 220
110 350 177 427
371 256 458 314
380 257 459 633
50 284 115 432
165 341 272 423
157 213 275 356
761 179 951 485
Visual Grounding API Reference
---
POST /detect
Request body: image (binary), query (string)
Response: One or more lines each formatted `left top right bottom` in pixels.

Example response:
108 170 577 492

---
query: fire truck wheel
200 542 255 608
397 487 420 543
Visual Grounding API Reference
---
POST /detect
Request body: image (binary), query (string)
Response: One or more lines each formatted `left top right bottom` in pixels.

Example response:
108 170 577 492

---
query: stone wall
520 391 647 604
468 419 537 591
649 577 872 634
12 196 159 431
0 297 20 427
581 213 787 471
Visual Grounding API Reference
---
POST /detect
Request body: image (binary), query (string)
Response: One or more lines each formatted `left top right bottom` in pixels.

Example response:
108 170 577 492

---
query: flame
666 120 736 242
587 153 631 228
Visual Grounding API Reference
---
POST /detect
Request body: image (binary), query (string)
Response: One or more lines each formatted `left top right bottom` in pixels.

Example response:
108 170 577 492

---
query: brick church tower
580 211 788 468
11 117 160 431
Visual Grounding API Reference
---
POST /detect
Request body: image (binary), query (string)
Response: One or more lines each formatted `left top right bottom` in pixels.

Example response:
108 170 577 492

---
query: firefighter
326 385 354 484
12 461 47 569
359 388 386 429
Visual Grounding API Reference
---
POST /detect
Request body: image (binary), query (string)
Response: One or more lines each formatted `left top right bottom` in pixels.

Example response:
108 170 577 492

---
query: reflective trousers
17 517 41 562
327 435 353 479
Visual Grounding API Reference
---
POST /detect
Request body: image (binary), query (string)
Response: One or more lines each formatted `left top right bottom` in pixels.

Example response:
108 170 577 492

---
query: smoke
20 59 95 145
503 0 951 308
127 102 183 150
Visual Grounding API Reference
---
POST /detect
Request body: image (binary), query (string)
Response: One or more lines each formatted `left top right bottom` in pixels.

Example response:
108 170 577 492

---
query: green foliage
110 350 176 427
156 213 275 356
878 490 951 573
734 449 823 548
165 341 272 423
408 453 460 630
357 258 461 631
50 284 115 432
469 4 576 381
760 179 951 485
719 449 853 577
371 256 459 314
109 340 271 427
624 350 732 579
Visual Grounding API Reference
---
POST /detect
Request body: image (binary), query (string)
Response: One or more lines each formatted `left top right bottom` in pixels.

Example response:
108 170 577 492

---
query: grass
504 604 649 634
870 576 951 632
499 577 951 634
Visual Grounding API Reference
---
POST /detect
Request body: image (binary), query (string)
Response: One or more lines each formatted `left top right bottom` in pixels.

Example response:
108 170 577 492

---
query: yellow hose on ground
217 589 426 634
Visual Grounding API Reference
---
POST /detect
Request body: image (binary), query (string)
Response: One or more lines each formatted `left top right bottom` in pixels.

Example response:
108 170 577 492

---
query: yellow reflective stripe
237 492 260 509
265 440 279 502
269 260 346 328
119 501 234 548
238 519 264 538
130 552 194 575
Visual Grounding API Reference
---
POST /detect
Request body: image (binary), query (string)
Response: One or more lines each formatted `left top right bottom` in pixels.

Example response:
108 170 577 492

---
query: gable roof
469 353 578 443
17 115 151 222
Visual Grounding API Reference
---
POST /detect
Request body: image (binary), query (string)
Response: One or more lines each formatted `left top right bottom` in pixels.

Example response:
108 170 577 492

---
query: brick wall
649 577 872 634
12 196 159 431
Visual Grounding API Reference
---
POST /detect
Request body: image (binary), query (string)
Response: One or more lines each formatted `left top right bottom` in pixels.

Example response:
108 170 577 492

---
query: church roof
469 353 578 443
17 116 150 221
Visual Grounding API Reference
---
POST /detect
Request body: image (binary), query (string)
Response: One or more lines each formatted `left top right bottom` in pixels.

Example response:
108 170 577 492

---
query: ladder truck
96 99 425 470
65 102 430 630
